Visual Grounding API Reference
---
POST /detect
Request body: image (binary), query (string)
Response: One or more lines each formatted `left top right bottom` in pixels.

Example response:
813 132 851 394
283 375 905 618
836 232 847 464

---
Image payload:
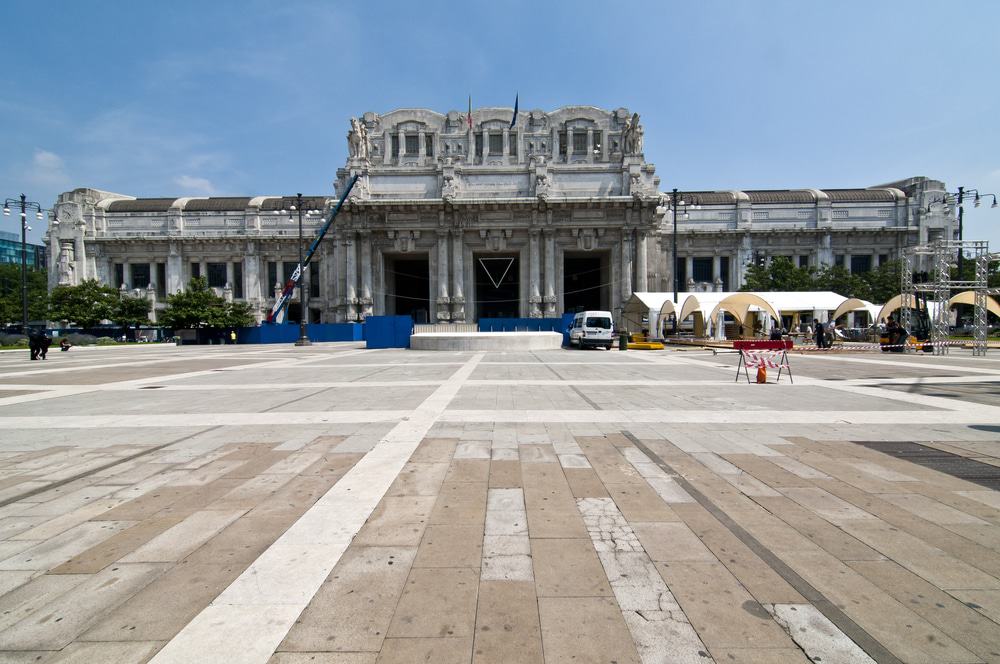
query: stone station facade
47 106 955 324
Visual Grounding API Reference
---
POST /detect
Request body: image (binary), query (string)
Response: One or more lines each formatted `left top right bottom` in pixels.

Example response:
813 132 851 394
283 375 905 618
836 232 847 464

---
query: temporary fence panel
365 316 414 349
237 323 364 345
478 318 567 333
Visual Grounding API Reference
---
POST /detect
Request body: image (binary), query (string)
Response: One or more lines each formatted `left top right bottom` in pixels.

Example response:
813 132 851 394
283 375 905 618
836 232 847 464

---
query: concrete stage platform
410 330 564 351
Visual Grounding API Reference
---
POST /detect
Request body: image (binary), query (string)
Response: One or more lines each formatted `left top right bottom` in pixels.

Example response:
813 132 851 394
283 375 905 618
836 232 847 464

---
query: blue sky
2 0 998 247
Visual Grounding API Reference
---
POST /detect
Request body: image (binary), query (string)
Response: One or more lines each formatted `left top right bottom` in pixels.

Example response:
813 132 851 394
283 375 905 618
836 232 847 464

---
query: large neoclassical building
48 105 955 324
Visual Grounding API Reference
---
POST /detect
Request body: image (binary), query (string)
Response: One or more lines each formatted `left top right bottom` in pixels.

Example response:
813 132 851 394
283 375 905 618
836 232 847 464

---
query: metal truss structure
901 240 991 356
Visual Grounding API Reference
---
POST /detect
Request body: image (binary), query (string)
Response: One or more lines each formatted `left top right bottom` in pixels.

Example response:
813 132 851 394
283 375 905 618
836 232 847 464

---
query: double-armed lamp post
277 194 322 346
3 194 44 331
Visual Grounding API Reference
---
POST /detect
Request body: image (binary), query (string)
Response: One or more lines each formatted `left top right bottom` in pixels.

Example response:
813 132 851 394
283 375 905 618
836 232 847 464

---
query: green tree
48 278 118 328
160 277 254 329
742 257 816 291
114 295 152 337
0 265 49 326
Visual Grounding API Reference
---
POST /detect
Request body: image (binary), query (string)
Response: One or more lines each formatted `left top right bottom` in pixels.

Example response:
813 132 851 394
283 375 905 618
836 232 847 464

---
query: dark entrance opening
386 256 430 323
475 255 519 319
286 302 301 324
564 253 607 313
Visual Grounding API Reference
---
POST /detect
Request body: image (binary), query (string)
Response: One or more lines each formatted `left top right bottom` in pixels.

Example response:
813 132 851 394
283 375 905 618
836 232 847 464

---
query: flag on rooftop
510 93 518 129
467 96 472 130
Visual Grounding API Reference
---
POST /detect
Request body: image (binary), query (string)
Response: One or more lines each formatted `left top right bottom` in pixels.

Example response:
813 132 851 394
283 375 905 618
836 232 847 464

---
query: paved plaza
1 343 1000 663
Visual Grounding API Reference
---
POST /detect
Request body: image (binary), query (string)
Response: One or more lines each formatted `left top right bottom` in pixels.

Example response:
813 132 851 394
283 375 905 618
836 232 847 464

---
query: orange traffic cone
756 366 767 384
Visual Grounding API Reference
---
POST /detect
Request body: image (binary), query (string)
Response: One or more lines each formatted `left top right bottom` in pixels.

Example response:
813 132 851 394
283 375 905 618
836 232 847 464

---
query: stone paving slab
1 344 1000 662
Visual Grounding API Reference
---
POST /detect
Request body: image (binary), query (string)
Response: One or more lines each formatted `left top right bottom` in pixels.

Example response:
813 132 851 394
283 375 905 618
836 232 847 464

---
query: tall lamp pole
669 188 688 334
926 187 998 277
3 194 44 332
293 193 311 346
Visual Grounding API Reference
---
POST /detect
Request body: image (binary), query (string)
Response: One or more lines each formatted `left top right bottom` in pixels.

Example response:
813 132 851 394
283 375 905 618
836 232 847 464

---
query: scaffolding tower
900 240 990 356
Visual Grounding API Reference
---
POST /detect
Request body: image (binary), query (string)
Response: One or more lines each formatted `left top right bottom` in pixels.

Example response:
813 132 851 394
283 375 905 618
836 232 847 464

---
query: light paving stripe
768 604 876 664
148 352 485 664
577 496 710 663
0 411 413 428
482 488 532 581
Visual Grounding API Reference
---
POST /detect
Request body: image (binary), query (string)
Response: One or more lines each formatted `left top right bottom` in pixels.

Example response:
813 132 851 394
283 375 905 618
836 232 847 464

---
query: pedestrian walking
39 334 52 360
815 322 826 349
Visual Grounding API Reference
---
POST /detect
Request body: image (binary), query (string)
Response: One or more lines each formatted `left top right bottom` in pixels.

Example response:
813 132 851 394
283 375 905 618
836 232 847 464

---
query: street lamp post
293 193 311 346
925 187 998 276
668 188 689 334
3 194 44 332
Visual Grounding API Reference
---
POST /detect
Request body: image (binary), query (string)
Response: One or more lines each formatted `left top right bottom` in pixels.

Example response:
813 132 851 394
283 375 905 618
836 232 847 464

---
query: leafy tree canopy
48 278 119 328
160 277 254 329
741 258 904 303
0 265 48 326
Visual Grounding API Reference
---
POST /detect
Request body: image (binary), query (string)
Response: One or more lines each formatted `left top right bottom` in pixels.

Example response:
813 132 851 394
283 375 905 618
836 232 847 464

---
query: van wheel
605 344 612 350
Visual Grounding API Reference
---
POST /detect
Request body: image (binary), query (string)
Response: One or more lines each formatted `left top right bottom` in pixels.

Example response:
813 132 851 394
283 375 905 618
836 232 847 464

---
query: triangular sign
479 257 514 289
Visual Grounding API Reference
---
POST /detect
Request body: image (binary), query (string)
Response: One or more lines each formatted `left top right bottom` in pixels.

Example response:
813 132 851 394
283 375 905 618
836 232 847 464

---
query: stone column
685 256 694 289
200 261 208 284
844 252 852 273
635 230 648 292
166 241 183 294
567 128 574 159
543 229 556 316
620 229 632 300
345 230 357 321
226 261 235 290
586 129 594 163
383 129 391 164
123 259 131 289
529 230 542 317
360 230 373 318
74 236 87 282
502 128 509 157
436 229 450 321
552 127 559 160
452 229 465 322
244 251 261 312
418 129 426 158
712 255 721 282
332 232 344 321
397 128 405 163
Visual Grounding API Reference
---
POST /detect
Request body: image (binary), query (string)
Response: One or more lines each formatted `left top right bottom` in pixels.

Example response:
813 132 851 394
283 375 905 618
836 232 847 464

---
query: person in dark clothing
39 335 51 360
769 327 783 341
28 332 40 360
815 322 826 349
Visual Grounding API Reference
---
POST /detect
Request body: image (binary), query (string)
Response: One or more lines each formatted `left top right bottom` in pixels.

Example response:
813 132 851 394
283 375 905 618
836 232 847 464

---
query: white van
568 310 615 349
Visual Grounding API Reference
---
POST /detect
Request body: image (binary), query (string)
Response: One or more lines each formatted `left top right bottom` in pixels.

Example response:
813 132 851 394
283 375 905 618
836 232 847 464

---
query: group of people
27 330 71 360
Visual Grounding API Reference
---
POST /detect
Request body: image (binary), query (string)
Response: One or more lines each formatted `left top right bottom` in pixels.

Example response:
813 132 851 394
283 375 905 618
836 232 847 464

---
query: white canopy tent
629 290 875 339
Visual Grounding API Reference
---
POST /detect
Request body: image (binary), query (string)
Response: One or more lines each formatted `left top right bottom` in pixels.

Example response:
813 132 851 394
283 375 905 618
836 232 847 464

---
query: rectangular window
191 262 201 279
309 261 320 298
233 261 243 299
798 255 809 269
425 134 434 157
675 257 687 290
592 131 602 155
692 257 713 282
130 263 150 291
572 132 587 154
508 132 517 156
720 257 730 291
834 255 845 268
267 261 277 290
283 262 297 284
405 134 419 155
488 132 503 155
475 133 483 157
156 263 166 298
114 263 124 288
879 253 889 266
850 255 872 274
207 262 227 288
558 131 567 157
391 135 400 158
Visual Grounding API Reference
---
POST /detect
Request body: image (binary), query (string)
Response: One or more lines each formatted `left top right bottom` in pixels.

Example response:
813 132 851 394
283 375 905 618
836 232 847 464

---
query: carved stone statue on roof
621 112 643 156
348 117 370 161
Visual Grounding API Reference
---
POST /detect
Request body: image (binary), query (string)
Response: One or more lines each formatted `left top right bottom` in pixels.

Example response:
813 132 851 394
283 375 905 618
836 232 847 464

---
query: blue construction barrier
237 323 363 345
365 316 414 349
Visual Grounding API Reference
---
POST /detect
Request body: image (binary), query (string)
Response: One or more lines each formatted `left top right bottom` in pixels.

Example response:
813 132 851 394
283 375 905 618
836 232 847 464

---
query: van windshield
586 317 612 329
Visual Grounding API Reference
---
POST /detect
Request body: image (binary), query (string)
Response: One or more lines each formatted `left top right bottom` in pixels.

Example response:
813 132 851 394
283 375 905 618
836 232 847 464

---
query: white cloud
26 148 70 187
174 174 215 194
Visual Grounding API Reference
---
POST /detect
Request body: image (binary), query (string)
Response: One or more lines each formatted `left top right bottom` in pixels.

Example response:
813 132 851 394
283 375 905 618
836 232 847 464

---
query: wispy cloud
173 174 215 195
26 149 70 188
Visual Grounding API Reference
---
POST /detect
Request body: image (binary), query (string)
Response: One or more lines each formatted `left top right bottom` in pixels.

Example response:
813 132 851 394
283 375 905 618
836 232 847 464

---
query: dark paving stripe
569 385 603 410
853 440 1000 490
0 426 220 509
622 430 904 664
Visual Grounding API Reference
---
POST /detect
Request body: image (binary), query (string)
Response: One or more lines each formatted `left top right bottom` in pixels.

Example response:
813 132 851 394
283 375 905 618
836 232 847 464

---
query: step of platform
410 331 564 351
